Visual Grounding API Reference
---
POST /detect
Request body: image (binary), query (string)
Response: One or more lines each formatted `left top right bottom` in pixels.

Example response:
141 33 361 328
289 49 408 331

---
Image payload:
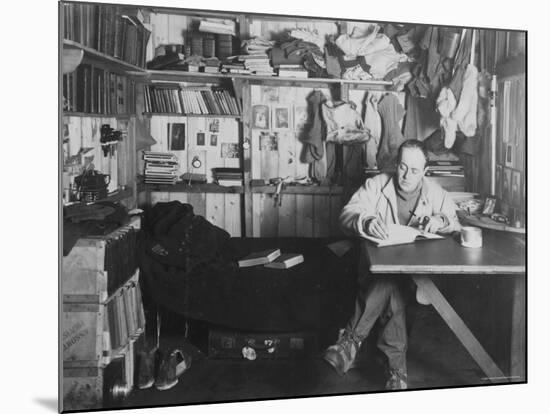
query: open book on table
363 223 443 247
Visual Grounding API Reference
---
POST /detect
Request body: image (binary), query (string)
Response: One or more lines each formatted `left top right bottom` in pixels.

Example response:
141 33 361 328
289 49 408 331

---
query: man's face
396 147 427 192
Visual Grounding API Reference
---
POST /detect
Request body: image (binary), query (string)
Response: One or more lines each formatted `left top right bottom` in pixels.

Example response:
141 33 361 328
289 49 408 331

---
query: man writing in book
323 139 460 390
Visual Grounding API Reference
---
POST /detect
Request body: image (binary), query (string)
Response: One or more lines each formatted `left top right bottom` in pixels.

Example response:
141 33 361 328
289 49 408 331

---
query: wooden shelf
250 185 343 195
63 112 135 119
63 39 148 75
143 112 242 119
138 182 244 194
98 187 134 203
146 69 393 89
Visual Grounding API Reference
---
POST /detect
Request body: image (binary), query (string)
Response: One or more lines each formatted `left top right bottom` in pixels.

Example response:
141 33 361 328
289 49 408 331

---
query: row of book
221 54 275 76
63 3 150 69
212 167 243 186
63 65 135 115
143 151 179 185
238 248 304 269
105 279 145 353
143 85 241 116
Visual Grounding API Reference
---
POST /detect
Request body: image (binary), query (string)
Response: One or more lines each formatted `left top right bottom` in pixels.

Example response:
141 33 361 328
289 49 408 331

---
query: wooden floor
119 305 501 411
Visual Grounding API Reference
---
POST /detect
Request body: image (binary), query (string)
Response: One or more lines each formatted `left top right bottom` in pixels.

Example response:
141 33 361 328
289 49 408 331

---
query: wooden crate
63 364 104 411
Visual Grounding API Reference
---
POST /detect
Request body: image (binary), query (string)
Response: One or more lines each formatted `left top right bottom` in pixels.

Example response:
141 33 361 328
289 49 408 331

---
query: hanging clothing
436 87 458 149
403 94 440 141
377 94 406 169
299 90 326 163
452 63 478 138
321 100 370 144
363 92 383 169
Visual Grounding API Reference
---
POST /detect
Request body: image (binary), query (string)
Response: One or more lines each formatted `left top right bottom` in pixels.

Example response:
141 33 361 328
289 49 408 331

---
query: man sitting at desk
324 139 460 389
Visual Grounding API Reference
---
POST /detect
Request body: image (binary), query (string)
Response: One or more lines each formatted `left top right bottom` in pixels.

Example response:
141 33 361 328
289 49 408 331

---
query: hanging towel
436 87 458 148
451 63 478 138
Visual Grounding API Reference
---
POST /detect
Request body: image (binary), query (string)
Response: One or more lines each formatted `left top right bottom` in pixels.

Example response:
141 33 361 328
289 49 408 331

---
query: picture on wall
293 104 308 131
196 132 205 146
261 85 279 102
259 131 279 151
210 134 218 146
168 123 186 151
221 142 239 158
512 170 521 207
252 104 270 129
273 106 290 130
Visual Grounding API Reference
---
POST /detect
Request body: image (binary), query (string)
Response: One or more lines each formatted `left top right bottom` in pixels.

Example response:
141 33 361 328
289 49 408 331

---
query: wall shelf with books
138 181 244 194
64 40 148 75
143 113 242 119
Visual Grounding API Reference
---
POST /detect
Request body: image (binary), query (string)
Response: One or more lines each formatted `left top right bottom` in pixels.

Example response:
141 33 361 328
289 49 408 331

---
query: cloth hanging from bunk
363 91 383 169
376 93 406 169
321 100 370 144
299 90 327 163
403 94 440 142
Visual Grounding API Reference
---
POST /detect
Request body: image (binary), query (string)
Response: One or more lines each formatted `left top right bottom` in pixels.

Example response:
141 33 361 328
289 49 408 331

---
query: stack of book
143 151 179 185
216 34 236 60
198 18 236 36
276 64 309 78
242 54 275 76
238 248 304 269
220 59 249 75
425 161 464 177
203 57 221 73
212 167 243 186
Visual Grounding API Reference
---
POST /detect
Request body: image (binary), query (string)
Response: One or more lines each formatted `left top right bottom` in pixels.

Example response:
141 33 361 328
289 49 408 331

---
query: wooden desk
362 230 526 383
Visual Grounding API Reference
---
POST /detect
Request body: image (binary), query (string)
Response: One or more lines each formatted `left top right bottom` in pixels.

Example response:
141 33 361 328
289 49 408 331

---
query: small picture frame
503 167 512 203
293 105 308 131
196 132 205 146
259 131 278 151
261 86 279 103
168 123 186 151
209 119 220 133
221 143 239 158
482 197 496 215
252 105 270 129
511 170 521 207
273 106 290 130
210 134 218 146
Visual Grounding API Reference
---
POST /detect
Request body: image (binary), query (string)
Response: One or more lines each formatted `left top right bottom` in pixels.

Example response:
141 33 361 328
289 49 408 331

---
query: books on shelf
144 84 241 116
238 248 281 268
264 253 304 269
64 66 135 114
362 224 444 247
212 167 243 186
143 151 179 185
426 161 464 177
63 3 150 69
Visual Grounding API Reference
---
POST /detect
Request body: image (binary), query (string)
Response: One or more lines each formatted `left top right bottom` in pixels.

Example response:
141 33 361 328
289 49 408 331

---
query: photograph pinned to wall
273 106 290 130
293 104 308 131
252 104 270 129
197 132 206 146
168 123 186 151
261 86 279 103
221 143 239 158
511 170 521 207
259 131 279 151
210 134 218 146
209 119 220 133
495 164 502 198
503 167 512 204
505 143 515 168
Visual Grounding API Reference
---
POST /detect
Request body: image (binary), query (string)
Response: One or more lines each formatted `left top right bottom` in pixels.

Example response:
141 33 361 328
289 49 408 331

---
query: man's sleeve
434 189 461 234
339 177 380 238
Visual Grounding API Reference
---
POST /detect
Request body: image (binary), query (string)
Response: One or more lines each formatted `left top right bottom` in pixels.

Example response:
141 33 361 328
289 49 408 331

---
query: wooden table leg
510 275 526 381
412 275 508 383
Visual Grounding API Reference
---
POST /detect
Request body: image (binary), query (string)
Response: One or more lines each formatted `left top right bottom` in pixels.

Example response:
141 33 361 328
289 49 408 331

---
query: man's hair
397 140 429 166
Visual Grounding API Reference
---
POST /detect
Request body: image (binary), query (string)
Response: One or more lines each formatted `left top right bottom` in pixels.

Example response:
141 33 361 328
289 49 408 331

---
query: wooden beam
412 275 508 383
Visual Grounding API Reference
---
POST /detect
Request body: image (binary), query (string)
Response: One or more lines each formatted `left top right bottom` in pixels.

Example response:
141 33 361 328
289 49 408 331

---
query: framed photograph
196 132 205 146
209 119 220 133
168 123 186 151
293 104 308 131
273 106 290 130
221 142 239 158
511 170 522 207
252 104 270 129
261 85 279 102
210 134 218 146
259 131 278 151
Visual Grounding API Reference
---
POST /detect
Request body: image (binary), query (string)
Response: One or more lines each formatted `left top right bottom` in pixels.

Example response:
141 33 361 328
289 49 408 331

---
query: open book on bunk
363 224 443 247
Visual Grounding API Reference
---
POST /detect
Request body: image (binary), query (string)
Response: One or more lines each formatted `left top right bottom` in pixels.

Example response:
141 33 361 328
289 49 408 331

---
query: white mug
461 226 482 248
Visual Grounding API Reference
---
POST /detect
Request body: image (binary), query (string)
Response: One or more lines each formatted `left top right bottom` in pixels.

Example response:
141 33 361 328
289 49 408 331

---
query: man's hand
364 217 389 239
421 215 445 233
